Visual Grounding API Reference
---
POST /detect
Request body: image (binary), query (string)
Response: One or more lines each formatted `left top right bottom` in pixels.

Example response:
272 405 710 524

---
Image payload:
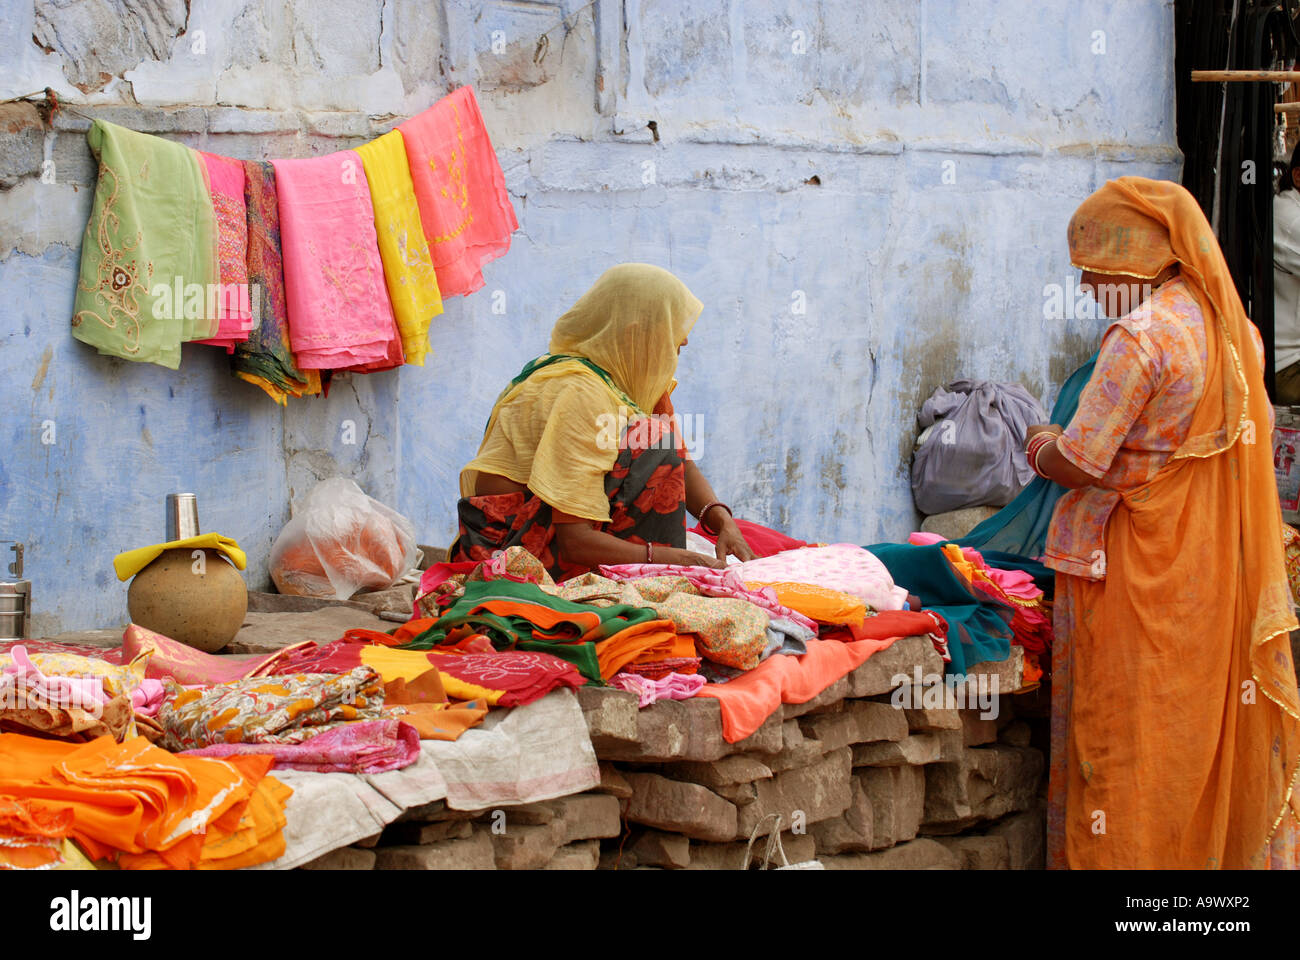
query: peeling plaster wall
0 0 1180 633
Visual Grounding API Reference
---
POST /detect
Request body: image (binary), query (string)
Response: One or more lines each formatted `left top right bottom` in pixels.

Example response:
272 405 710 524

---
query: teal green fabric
865 542 1014 674
401 578 661 683
955 353 1100 562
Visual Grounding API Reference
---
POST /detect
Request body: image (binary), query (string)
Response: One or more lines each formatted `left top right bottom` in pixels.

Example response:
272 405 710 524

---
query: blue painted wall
0 0 1181 633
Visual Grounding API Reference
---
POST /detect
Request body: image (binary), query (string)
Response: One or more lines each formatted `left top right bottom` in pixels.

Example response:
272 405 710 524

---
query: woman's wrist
698 500 732 535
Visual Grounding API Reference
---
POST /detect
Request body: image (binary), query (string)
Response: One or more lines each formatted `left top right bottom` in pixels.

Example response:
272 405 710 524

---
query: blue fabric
864 542 1014 675
955 353 1100 562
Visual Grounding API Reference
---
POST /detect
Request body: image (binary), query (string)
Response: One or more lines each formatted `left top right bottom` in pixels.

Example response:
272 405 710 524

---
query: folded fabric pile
70 86 516 394
0 733 290 870
157 665 387 750
0 645 157 742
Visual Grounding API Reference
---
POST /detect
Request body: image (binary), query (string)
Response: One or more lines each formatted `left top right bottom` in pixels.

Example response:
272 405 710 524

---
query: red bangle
698 501 732 536
1027 433 1058 479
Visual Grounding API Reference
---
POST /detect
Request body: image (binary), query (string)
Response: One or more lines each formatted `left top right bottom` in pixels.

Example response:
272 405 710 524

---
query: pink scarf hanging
398 85 518 297
271 152 402 370
195 151 253 351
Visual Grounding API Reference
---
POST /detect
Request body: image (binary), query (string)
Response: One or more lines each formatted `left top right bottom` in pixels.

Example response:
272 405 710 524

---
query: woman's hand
658 547 728 570
1025 423 1064 443
713 516 755 562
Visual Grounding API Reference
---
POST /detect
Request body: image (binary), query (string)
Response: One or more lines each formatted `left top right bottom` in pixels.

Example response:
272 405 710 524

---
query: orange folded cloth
0 733 290 870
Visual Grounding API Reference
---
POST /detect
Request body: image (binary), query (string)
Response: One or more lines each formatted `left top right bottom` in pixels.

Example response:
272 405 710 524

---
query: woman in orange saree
1030 177 1300 869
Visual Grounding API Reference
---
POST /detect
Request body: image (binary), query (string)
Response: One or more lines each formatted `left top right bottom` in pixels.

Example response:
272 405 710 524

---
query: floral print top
1045 277 1216 579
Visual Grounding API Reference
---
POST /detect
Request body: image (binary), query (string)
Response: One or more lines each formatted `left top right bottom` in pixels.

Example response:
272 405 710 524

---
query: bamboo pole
1191 69 1300 82
1277 102 1300 113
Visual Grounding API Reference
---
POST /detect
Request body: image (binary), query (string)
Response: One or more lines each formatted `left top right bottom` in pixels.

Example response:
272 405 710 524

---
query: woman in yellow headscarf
452 264 754 579
1026 177 1300 869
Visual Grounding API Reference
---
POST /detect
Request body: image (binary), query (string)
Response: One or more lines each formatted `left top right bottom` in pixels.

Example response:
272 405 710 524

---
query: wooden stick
1192 69 1300 82
1277 102 1300 113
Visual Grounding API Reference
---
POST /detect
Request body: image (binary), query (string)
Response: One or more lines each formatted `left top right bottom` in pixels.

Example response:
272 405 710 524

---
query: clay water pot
127 547 247 653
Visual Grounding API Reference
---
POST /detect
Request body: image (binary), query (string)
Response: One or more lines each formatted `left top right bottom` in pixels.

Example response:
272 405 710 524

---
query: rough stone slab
542 839 601 870
245 591 371 614
964 646 1025 696
382 819 473 846
847 635 944 698
591 694 782 762
299 846 377 870
859 765 925 849
937 729 965 762
922 745 1046 834
711 781 759 805
851 733 942 767
622 772 738 842
798 699 907 750
551 793 623 844
374 832 496 870
226 608 393 654
998 720 1033 748
629 829 691 869
781 678 849 719
659 755 774 788
810 775 874 854
686 831 817 870
348 583 418 617
935 834 1010 870
579 686 641 742
987 803 1047 870
820 838 962 870
735 747 853 840
904 706 962 732
491 821 565 870
594 762 633 799
762 720 828 774
961 709 999 746
919 507 1001 541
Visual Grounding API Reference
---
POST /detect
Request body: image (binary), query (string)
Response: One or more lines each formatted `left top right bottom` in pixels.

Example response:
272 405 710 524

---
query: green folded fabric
72 119 219 368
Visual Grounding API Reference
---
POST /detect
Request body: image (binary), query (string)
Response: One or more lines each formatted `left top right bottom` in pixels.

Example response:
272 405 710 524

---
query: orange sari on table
1046 178 1300 869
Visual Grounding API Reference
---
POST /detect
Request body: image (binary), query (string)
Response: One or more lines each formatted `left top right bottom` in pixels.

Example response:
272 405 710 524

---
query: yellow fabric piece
235 370 322 406
113 534 246 582
461 264 702 521
743 581 867 626
358 646 503 706
353 131 444 366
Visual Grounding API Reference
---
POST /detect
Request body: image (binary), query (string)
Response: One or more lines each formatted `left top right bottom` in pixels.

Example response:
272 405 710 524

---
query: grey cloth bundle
910 379 1049 515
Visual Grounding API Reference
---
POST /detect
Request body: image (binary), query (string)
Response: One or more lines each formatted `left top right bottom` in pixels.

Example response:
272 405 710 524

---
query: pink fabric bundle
179 719 420 774
398 86 518 297
105 624 314 686
598 562 819 635
195 152 253 351
609 671 706 708
271 152 403 370
1 645 107 708
907 532 1044 600
729 545 910 612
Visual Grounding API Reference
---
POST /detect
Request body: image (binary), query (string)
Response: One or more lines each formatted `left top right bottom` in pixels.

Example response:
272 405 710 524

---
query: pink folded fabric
271 152 402 370
131 679 166 717
195 151 253 351
728 545 909 612
179 719 420 774
609 671 706 708
398 86 518 297
907 532 1043 600
597 563 818 635
1 645 106 707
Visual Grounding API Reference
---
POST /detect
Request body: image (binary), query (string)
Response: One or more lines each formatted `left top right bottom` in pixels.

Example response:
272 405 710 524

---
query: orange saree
1045 177 1300 869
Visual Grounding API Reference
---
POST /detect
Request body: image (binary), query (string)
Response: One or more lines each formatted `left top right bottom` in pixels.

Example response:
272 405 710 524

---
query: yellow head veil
548 263 702 412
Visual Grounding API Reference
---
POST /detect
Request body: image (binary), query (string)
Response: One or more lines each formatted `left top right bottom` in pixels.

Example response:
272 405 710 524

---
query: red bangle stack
1026 432 1059 479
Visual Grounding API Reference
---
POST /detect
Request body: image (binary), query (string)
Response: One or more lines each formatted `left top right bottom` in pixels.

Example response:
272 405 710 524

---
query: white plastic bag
269 478 417 600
